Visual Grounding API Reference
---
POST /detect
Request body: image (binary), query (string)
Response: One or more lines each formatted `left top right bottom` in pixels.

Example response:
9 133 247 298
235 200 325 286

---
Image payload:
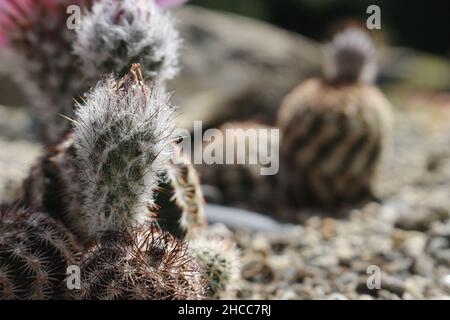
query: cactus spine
74 0 180 82
0 203 81 300
277 27 392 209
76 225 206 300
73 64 176 237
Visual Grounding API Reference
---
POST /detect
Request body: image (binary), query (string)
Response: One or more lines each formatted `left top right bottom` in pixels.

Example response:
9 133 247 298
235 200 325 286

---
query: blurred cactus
323 27 377 85
189 232 240 299
73 64 176 237
0 203 80 300
155 148 207 239
74 0 180 82
277 27 392 209
197 121 280 215
75 225 206 300
0 0 92 143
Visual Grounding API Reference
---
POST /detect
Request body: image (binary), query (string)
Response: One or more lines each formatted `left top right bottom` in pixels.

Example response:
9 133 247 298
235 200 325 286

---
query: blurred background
191 0 450 57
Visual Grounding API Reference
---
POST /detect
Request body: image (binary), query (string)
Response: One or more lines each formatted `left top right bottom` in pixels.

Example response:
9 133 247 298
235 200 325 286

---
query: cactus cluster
1 0 241 301
0 0 181 144
0 203 80 300
16 64 238 299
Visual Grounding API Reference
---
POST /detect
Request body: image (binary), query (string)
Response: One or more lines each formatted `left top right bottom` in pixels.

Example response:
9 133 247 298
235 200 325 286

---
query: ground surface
228 94 450 299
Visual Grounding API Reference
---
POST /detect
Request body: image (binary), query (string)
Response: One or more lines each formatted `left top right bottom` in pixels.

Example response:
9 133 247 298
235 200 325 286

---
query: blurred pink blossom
0 0 90 47
155 0 189 9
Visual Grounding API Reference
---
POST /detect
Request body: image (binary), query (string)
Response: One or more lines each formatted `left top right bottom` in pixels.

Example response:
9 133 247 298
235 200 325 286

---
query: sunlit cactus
74 0 180 82
0 203 81 300
75 225 206 300
23 70 206 242
0 0 92 143
73 64 176 237
277 27 392 209
189 232 240 299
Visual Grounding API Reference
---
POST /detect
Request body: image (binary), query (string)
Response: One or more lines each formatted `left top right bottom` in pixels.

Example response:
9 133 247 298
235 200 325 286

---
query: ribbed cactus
74 0 180 82
196 121 280 215
75 225 206 300
0 203 81 300
0 0 92 143
73 64 176 237
189 232 240 299
23 68 207 242
277 27 392 208
22 133 88 242
155 148 207 239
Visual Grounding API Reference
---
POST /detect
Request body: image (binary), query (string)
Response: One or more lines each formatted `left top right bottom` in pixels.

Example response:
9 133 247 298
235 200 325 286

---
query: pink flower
154 0 188 9
0 0 90 47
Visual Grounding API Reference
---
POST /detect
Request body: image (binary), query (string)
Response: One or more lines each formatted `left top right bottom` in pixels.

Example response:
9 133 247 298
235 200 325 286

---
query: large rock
170 6 321 130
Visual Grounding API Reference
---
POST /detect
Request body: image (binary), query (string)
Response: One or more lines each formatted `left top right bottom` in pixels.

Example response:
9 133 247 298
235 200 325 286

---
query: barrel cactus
0 203 81 300
277 27 392 209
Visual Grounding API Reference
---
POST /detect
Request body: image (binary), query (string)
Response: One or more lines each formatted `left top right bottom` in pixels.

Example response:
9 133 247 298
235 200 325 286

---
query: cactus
0 0 92 143
75 225 206 300
188 232 240 299
196 121 280 215
277 27 392 209
155 148 207 239
0 203 81 300
23 69 207 242
22 133 89 242
73 0 180 82
72 64 176 237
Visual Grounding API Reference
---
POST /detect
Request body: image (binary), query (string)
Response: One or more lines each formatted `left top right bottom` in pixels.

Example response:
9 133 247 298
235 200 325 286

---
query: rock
171 6 321 130
403 276 429 299
0 105 36 141
0 137 42 202
381 274 405 297
241 260 274 284
413 256 435 277
326 293 348 300
402 233 427 258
